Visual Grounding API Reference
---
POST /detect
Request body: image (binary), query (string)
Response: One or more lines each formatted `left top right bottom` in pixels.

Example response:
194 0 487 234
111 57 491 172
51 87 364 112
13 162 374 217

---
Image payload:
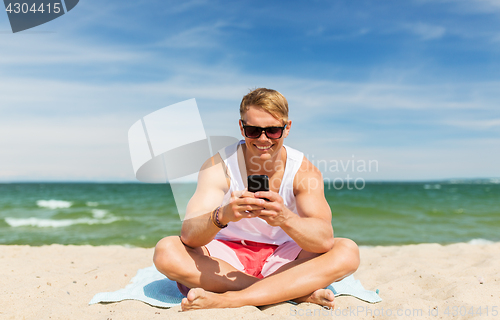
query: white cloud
0 34 147 66
157 21 230 48
404 22 446 40
2 67 499 181
443 118 500 129
306 27 371 40
414 0 500 11
165 0 211 15
447 0 500 13
0 115 135 181
295 138 500 181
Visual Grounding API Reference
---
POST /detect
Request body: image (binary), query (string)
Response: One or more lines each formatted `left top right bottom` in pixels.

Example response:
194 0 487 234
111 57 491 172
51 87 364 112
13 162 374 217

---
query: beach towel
89 265 381 308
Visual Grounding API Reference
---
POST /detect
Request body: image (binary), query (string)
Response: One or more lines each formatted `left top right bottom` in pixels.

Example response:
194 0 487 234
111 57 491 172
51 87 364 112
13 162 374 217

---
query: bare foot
294 288 335 309
181 288 222 311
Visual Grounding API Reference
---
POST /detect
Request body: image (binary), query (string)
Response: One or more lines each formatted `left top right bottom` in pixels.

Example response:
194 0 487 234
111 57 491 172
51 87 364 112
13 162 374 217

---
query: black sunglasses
241 120 287 139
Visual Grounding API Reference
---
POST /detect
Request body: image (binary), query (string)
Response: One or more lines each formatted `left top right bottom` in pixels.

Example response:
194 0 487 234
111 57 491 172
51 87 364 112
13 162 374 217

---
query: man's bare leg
155 236 338 308
181 238 359 310
153 236 260 293
286 250 336 308
183 287 336 310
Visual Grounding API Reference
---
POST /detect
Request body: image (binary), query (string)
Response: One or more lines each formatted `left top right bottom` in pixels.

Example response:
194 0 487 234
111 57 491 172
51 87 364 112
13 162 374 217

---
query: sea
1 180 499 247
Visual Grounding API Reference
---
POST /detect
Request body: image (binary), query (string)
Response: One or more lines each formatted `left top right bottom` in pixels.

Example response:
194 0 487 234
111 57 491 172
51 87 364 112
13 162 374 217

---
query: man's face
239 105 291 163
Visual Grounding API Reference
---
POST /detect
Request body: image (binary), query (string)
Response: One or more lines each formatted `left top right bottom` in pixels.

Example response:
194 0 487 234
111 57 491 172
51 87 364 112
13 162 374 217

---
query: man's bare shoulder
185 153 229 218
297 157 322 176
293 157 324 194
197 153 230 192
199 153 224 170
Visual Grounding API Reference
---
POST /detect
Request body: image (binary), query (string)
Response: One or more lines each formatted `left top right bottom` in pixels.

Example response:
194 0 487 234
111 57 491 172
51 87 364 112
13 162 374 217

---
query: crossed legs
153 236 359 310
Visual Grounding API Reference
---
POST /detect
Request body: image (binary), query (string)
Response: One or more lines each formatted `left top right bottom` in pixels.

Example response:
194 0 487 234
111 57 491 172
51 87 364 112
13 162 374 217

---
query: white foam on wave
37 200 73 209
86 202 99 207
91 209 108 219
5 216 120 228
449 178 500 184
468 238 496 245
424 184 441 190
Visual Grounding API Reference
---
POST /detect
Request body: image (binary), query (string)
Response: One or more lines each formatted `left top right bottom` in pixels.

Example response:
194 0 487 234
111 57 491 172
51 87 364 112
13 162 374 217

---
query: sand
1 242 499 319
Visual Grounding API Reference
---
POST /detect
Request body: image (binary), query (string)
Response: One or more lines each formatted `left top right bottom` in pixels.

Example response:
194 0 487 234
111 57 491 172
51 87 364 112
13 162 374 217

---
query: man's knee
153 236 184 277
332 238 360 275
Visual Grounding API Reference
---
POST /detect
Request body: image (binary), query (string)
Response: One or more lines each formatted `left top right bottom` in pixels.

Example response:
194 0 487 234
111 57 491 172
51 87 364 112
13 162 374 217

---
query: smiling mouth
255 144 272 151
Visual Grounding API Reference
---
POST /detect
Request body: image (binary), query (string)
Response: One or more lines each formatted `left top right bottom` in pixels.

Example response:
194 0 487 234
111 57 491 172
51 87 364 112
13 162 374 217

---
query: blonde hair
240 88 288 123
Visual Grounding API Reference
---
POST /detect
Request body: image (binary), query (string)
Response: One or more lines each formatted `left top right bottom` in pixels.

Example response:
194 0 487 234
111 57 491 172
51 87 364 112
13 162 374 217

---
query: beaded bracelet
211 206 228 228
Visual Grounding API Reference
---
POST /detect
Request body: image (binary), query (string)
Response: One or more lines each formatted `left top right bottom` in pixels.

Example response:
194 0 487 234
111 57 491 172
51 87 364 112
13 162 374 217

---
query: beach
2 242 499 320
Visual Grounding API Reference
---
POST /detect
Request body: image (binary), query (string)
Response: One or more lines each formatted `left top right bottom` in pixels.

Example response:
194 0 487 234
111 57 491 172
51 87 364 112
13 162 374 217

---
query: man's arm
180 154 229 248
180 154 266 248
255 158 334 253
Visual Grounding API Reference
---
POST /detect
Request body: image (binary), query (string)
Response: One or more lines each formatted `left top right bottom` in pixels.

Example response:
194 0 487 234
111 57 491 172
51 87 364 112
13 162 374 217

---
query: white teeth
256 145 271 150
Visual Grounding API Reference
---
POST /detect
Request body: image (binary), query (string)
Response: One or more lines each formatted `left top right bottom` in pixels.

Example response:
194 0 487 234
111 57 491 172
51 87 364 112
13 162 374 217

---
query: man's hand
219 190 266 225
252 191 295 227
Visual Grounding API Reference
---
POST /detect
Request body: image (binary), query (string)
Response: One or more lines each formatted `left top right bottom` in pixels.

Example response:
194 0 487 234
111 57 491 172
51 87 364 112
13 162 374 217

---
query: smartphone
247 175 270 201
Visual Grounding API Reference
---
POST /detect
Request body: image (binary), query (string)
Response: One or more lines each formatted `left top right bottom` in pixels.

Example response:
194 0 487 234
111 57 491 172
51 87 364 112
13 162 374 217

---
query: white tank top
215 140 304 245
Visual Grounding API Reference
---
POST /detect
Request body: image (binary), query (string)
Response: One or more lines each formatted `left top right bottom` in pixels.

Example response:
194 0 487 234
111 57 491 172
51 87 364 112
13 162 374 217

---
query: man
153 88 360 310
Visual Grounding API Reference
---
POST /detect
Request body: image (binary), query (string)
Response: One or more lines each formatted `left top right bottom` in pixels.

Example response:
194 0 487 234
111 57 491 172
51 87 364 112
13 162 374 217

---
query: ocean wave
424 184 441 189
86 202 99 207
36 200 73 209
467 238 496 245
91 209 108 219
448 178 500 184
4 216 120 228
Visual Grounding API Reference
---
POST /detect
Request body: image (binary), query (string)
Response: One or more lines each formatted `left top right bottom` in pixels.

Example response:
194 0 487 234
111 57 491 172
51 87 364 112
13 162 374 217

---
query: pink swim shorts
177 239 302 296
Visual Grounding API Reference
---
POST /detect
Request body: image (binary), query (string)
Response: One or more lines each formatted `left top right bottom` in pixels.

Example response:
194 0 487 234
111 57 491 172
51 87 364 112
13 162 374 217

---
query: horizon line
0 177 498 184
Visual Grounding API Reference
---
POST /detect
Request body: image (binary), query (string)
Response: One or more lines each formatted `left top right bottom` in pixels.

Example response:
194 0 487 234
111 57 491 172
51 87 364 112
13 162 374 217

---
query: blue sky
1 0 499 181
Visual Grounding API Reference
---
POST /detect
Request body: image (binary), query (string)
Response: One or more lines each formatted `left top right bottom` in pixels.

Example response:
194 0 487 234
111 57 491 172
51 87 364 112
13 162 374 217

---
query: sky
1 0 499 182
